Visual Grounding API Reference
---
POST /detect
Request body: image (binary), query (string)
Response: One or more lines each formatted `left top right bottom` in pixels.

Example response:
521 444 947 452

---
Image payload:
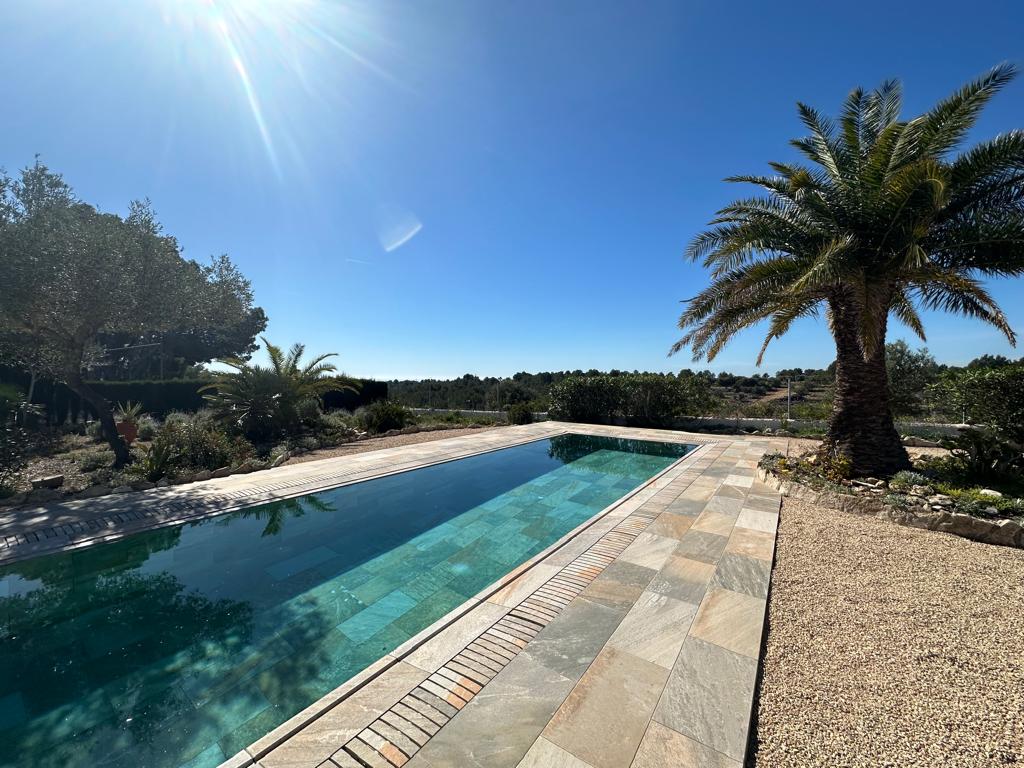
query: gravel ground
283 424 506 464
782 436 949 461
753 496 1024 767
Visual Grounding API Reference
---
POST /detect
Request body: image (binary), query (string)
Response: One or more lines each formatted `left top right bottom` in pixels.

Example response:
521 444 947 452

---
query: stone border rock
758 467 1024 549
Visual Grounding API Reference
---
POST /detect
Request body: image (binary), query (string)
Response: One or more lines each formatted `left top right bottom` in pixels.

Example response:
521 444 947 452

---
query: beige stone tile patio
687 587 766 658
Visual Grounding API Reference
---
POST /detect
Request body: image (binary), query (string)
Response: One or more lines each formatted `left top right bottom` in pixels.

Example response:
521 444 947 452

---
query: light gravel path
753 496 1024 767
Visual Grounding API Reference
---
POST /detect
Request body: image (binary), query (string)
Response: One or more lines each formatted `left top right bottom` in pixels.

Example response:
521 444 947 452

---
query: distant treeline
386 368 838 411
388 353 1024 416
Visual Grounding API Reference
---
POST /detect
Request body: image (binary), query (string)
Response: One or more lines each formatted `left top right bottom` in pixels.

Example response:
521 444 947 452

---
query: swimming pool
0 434 693 768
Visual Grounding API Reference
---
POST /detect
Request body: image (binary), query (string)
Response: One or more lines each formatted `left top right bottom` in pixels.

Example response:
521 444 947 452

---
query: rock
131 480 156 491
171 474 193 485
192 470 212 482
0 493 27 507
234 461 254 474
805 454 818 464
111 485 133 494
30 474 64 490
156 478 170 488
910 484 933 497
271 452 289 468
979 489 1003 498
211 466 232 479
77 485 110 499
927 494 954 507
902 436 941 448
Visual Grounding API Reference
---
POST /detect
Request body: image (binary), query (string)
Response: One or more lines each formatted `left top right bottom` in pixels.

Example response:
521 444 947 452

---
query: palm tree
672 65 1024 476
201 337 357 439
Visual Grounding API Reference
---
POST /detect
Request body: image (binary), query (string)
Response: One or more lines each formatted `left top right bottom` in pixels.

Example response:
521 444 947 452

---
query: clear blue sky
2 0 1023 379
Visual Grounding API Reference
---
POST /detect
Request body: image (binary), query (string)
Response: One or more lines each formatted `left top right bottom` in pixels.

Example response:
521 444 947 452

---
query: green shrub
943 427 1023 483
356 400 414 434
889 470 930 491
0 388 28 495
85 421 104 440
933 485 1024 518
136 415 159 441
548 374 713 426
148 421 253 477
506 403 534 425
76 450 111 472
548 377 621 423
314 411 357 447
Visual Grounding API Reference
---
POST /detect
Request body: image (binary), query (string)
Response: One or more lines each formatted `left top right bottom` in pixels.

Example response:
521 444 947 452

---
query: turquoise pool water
0 434 692 768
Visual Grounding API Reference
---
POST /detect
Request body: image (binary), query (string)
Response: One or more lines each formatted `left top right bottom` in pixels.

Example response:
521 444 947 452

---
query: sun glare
155 0 392 178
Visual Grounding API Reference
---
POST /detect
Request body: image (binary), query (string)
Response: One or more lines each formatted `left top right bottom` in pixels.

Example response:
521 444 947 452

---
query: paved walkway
0 423 782 767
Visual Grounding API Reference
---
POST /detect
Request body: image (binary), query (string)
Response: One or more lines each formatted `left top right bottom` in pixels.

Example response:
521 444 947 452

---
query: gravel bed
753 496 1024 767
283 424 506 464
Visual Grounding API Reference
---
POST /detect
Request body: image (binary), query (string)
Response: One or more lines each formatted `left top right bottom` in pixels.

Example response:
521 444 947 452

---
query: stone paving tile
407 654 577 768
653 637 757 763
734 507 779 534
687 587 766 659
605 591 697 668
616 532 679 571
578 560 657 611
631 720 740 768
646 554 715 605
690 510 737 537
723 527 774 561
403 602 509 673
674 529 729 565
543 647 669 768
646 512 695 540
519 597 627 679
517 736 595 767
709 553 772 599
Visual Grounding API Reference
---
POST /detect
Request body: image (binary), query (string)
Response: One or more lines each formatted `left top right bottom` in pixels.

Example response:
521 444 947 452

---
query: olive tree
0 162 265 466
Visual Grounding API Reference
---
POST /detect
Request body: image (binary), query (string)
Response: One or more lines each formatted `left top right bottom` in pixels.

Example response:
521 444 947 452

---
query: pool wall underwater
0 430 702 768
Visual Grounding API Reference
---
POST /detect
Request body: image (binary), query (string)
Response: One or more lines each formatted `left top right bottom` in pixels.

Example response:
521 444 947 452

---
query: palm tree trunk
823 298 911 477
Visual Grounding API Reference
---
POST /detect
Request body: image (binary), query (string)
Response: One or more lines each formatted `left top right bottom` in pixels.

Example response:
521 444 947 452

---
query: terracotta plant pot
116 421 138 445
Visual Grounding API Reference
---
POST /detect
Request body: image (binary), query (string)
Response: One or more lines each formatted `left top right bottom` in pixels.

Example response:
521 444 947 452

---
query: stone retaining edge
757 467 1024 549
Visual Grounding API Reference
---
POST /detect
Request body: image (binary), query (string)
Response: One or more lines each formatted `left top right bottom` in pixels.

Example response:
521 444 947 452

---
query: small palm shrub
356 400 413 434
506 403 534 425
201 337 357 442
114 401 146 426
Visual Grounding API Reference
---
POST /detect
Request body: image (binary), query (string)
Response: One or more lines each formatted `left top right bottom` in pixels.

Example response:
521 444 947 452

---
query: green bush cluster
506 403 534 425
355 400 414 434
548 374 713 427
889 470 930 491
134 418 254 481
